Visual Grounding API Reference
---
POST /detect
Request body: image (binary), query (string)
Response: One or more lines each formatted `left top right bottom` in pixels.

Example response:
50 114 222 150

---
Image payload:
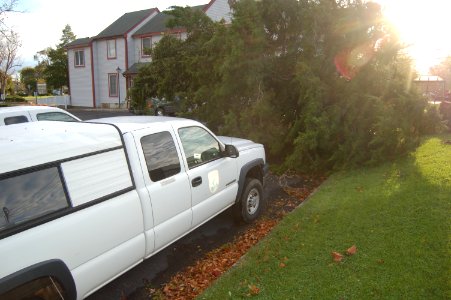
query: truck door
132 126 192 253
176 126 238 228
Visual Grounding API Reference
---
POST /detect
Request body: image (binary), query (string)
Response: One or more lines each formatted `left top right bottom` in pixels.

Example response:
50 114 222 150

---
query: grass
200 135 451 299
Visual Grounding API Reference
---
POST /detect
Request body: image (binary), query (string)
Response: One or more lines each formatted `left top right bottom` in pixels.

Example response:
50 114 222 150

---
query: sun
376 0 451 74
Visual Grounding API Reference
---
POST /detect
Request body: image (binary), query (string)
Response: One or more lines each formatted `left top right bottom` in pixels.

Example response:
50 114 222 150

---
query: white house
67 0 233 108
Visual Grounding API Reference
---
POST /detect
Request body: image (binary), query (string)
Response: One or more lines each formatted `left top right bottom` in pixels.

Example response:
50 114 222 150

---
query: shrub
5 96 26 102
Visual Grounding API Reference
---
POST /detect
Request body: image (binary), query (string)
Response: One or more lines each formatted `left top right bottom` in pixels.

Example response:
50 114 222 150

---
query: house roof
133 5 207 37
66 37 93 49
414 75 444 82
96 8 159 39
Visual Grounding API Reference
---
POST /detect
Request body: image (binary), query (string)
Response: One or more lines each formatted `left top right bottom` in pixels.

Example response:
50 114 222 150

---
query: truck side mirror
224 144 239 158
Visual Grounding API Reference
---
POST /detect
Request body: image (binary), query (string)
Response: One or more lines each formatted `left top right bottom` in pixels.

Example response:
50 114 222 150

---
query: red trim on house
133 28 186 39
124 35 129 91
107 39 117 60
108 73 118 97
203 0 216 12
89 41 96 108
122 8 159 93
67 43 90 50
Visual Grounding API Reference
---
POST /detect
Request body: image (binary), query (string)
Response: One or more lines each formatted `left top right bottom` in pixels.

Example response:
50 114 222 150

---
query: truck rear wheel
235 178 264 223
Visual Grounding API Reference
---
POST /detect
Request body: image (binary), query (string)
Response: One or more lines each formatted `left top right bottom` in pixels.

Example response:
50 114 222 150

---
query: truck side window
178 126 221 169
4 115 29 125
0 167 68 232
37 112 78 122
141 131 181 182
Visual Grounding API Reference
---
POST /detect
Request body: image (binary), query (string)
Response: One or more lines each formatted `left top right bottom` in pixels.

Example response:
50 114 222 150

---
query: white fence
36 95 70 108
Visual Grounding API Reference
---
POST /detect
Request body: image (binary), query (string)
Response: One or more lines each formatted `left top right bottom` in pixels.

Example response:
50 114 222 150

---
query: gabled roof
133 5 207 37
133 12 180 36
96 8 159 39
414 75 444 82
66 37 93 49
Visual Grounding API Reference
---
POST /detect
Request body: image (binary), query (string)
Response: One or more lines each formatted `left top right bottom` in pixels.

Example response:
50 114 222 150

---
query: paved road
89 209 244 299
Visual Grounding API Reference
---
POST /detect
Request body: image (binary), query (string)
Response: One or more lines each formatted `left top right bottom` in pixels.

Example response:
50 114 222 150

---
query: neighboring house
413 75 446 101
67 0 233 108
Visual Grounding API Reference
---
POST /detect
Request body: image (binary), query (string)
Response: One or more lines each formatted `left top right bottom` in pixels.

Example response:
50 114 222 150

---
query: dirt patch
135 173 324 300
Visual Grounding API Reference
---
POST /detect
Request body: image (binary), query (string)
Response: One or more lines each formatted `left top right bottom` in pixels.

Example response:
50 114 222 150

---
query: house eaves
95 8 159 40
66 37 93 49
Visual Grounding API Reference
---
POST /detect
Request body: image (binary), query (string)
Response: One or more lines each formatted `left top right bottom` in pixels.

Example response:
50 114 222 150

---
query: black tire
234 178 264 223
155 107 165 116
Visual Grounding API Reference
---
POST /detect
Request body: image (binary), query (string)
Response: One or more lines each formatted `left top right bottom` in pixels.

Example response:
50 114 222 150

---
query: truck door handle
191 176 202 187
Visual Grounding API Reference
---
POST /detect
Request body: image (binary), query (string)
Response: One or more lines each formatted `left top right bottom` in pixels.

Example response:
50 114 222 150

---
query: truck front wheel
235 178 264 223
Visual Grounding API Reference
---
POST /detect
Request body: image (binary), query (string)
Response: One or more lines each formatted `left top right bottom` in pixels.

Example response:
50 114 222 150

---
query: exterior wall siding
94 39 127 107
205 0 233 23
127 10 159 68
133 34 163 64
68 47 94 107
68 5 234 108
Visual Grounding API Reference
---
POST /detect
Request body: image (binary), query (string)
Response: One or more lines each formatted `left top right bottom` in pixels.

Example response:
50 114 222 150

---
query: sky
376 0 451 74
5 0 205 70
4 0 451 75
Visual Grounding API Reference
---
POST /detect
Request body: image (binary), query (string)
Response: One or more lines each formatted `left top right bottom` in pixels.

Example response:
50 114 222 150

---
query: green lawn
200 135 451 299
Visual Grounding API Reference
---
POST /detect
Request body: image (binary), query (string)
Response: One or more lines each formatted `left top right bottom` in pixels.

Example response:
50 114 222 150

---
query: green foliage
44 47 69 91
201 135 451 299
36 25 76 92
5 95 26 102
20 67 36 92
131 0 441 172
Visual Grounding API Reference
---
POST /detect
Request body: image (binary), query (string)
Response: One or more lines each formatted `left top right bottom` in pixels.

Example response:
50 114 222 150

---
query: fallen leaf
346 245 357 256
331 251 344 262
279 262 286 268
211 268 221 277
248 284 260 295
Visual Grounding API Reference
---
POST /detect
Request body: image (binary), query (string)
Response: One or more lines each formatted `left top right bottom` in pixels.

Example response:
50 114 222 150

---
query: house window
107 39 116 59
170 32 182 40
108 73 118 97
142 37 152 57
74 50 85 67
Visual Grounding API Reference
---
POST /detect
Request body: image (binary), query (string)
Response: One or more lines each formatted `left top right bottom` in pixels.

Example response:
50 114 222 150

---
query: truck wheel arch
236 158 265 204
0 259 76 300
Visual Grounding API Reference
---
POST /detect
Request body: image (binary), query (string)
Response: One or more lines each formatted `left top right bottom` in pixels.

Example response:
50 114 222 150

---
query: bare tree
0 29 21 98
0 0 19 34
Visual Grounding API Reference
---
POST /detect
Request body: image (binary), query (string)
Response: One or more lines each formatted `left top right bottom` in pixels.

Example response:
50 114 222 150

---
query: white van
0 106 80 125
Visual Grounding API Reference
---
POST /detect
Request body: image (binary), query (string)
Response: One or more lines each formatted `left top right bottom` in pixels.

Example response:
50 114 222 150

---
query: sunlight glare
375 0 451 74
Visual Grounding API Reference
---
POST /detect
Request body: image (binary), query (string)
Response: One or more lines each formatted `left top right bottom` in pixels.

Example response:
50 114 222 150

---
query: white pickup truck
0 116 267 300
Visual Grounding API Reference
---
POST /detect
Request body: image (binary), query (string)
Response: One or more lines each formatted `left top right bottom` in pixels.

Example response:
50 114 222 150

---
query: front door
134 126 192 252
